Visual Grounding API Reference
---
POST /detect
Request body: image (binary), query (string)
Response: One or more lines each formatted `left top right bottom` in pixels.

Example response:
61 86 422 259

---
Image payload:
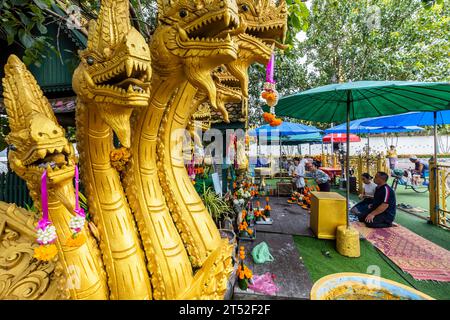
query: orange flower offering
33 244 58 261
263 112 275 123
237 246 253 290
265 205 271 211
65 233 86 247
239 221 248 231
110 147 131 172
239 246 246 260
237 264 253 280
270 118 283 127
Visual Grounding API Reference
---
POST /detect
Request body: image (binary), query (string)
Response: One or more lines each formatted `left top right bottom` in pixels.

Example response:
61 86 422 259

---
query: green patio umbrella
266 81 450 227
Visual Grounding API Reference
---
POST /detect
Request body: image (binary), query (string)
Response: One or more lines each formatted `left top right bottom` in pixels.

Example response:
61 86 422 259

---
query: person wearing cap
409 155 429 178
351 173 377 215
386 145 398 170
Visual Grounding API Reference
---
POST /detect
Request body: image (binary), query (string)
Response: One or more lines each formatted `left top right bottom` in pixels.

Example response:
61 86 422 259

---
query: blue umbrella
325 117 424 158
359 111 450 127
360 111 450 162
250 121 321 137
263 132 323 144
325 117 425 134
262 132 323 155
250 122 321 164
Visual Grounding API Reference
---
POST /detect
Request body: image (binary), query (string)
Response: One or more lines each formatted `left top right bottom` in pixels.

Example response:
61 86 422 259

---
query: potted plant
200 187 233 226
264 197 271 218
237 246 253 290
238 221 255 240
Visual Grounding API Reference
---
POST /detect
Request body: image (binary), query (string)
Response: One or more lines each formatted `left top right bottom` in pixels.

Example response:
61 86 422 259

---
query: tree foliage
300 0 449 85
0 0 57 67
248 0 449 128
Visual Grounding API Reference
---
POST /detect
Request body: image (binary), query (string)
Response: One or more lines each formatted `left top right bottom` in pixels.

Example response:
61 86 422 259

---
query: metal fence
0 171 33 208
429 161 450 229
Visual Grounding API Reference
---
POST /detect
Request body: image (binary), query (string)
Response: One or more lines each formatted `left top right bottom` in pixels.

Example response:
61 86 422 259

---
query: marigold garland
262 112 282 127
33 244 58 261
65 233 87 247
110 147 131 172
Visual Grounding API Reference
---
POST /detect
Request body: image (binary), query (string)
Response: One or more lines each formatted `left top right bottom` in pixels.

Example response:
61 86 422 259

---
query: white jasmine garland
37 225 57 245
69 215 86 232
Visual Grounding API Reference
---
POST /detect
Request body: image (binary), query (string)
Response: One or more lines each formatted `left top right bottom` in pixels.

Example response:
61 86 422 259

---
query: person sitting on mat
351 173 377 215
305 161 331 192
358 171 396 228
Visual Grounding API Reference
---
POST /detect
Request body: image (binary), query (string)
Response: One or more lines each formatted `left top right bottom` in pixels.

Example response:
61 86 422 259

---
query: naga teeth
224 11 230 26
126 59 134 77
179 27 189 41
128 84 133 93
37 149 47 160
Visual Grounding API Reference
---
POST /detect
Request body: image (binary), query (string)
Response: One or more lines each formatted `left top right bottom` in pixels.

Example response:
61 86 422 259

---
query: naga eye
179 9 187 18
86 56 95 65
241 4 249 11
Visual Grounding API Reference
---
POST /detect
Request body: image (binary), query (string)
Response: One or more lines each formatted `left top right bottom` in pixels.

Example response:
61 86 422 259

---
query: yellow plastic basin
310 273 434 300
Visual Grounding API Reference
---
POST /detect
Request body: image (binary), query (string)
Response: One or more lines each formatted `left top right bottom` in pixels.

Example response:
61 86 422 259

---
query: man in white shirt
351 173 377 215
292 157 306 193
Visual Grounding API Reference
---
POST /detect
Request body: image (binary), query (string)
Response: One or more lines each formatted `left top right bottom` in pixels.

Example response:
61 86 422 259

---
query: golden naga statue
124 0 240 298
0 0 287 300
1 55 108 300
72 0 153 299
190 0 288 126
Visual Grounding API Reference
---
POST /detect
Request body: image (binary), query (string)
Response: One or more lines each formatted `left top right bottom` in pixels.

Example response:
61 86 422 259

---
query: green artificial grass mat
294 236 450 300
332 187 450 250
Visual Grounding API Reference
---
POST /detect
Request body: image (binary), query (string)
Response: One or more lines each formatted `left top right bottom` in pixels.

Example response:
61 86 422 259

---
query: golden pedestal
336 225 361 258
310 192 346 239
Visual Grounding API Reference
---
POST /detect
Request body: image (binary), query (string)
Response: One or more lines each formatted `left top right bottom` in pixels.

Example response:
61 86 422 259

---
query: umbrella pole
346 93 351 228
434 111 438 163
433 111 438 225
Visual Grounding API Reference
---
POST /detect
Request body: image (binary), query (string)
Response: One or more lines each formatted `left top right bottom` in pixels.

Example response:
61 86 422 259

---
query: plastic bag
248 273 279 295
251 241 274 264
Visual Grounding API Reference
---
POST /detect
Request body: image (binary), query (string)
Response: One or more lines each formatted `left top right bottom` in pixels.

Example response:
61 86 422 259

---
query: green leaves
200 187 233 224
0 0 54 66
285 0 310 50
33 0 51 10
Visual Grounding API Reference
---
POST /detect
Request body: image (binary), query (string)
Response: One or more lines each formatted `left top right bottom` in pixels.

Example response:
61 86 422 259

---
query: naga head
152 0 240 110
3 55 76 209
211 65 243 122
226 0 288 97
72 0 151 148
